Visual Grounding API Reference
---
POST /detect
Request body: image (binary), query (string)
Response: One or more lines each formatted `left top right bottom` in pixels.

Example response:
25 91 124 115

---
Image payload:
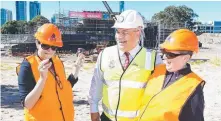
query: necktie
124 52 130 69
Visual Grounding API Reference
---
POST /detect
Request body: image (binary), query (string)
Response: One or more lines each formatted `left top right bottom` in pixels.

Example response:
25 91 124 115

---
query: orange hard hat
34 23 63 47
160 29 199 53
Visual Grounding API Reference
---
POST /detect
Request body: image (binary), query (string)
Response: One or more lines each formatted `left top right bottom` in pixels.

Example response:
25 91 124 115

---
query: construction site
1 1 221 121
1 19 188 62
0 1 188 61
2 1 220 60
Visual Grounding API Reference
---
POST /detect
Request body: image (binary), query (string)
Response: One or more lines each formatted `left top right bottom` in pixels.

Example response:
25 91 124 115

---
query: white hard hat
112 10 144 29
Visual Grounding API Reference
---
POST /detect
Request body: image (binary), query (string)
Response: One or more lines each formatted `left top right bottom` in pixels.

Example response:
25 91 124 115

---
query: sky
1 1 221 22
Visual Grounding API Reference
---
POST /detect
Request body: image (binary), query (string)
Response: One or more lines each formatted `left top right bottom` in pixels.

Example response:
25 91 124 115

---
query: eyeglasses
41 44 58 51
116 29 139 36
161 52 188 59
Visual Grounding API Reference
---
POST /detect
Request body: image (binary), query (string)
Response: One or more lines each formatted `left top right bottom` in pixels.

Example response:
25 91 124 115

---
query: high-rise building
29 1 41 20
1 8 13 25
1 9 6 26
7 10 12 21
16 1 27 21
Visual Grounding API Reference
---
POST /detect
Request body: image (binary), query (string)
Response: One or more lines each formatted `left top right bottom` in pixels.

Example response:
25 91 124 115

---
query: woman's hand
75 53 85 68
25 59 52 110
38 59 52 81
72 53 85 78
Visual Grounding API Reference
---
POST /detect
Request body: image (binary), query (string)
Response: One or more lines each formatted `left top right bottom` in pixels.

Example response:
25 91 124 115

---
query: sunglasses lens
41 44 57 51
51 46 58 51
167 53 177 59
41 44 50 50
161 53 182 59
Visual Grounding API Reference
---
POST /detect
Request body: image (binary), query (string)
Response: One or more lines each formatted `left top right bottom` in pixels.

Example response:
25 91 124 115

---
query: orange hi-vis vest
139 64 205 121
16 55 74 121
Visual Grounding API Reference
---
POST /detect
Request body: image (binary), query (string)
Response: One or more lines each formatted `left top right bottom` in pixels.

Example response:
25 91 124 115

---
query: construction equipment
102 1 118 21
119 1 125 13
77 41 108 62
76 1 118 62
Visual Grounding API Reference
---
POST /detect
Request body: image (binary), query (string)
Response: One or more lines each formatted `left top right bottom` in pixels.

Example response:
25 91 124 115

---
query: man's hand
91 112 100 121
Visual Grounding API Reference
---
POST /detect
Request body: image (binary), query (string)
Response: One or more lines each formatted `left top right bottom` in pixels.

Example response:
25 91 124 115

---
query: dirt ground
1 44 221 121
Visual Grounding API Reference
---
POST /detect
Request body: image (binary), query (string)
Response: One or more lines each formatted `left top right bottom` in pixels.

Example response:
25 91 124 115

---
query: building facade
7 10 12 22
29 1 41 20
194 21 221 33
1 9 7 26
16 1 27 21
1 8 12 26
213 21 221 33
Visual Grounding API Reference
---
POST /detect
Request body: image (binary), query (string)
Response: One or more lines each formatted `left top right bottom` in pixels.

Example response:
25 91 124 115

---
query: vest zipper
54 76 66 121
115 47 143 121
139 74 182 120
139 77 202 120
115 72 124 121
139 90 164 120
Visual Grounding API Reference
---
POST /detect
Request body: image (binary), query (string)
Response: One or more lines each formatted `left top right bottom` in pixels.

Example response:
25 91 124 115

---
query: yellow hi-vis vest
139 64 205 121
16 55 74 121
101 45 156 121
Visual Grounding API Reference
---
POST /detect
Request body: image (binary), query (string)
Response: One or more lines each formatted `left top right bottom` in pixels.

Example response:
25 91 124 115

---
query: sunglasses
161 52 187 59
41 44 58 51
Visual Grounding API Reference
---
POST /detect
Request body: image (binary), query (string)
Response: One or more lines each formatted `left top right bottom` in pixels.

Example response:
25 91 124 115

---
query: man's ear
136 29 142 39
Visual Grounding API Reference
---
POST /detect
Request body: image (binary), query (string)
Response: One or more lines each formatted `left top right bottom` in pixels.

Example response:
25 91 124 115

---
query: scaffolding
143 21 185 49
1 11 185 56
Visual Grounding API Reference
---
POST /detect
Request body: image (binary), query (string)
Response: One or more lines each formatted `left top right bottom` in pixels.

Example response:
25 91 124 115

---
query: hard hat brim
35 35 63 47
160 42 198 53
112 23 144 29
160 43 178 51
112 24 138 29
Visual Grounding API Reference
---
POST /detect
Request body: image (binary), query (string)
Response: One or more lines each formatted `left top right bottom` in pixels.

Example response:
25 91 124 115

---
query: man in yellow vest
17 23 84 121
89 10 162 121
139 29 205 121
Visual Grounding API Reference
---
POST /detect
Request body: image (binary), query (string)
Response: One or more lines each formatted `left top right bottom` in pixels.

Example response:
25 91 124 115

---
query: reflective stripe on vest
102 103 139 118
145 49 156 71
104 79 147 88
101 45 156 120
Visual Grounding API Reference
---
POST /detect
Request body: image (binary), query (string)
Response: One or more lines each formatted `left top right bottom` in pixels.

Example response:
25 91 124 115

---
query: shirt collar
119 44 141 58
167 63 192 77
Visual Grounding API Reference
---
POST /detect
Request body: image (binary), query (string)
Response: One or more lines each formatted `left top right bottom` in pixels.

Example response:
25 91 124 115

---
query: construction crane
102 1 125 20
119 1 124 13
102 1 145 47
102 1 117 21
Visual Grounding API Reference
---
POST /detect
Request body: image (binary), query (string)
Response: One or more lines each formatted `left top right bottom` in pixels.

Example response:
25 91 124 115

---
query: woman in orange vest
139 29 205 121
17 23 84 121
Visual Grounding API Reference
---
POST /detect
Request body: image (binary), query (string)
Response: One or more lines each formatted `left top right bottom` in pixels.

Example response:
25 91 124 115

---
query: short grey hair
139 27 145 47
